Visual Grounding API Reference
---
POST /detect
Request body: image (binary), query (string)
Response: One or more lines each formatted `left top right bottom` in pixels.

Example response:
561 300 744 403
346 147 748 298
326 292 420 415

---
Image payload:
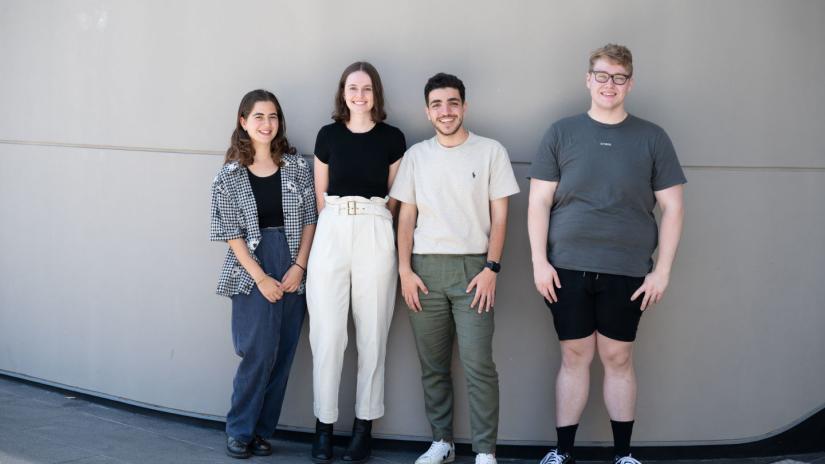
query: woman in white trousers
307 61 406 464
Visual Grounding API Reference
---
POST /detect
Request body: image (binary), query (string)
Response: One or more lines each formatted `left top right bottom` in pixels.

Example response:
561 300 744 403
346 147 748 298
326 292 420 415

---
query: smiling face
586 57 633 114
426 87 466 137
343 70 374 118
240 100 279 147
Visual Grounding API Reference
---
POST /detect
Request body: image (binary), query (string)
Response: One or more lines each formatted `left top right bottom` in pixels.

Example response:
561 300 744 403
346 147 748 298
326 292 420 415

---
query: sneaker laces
475 453 496 464
615 455 641 464
540 449 569 464
420 441 452 460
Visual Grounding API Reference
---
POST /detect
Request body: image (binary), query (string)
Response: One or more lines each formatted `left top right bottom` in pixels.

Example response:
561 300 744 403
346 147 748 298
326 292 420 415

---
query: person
210 89 317 459
306 61 406 463
527 44 686 464
391 72 520 464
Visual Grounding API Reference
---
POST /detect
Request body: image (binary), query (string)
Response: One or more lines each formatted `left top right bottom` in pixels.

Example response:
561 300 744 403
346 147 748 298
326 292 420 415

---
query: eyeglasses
590 70 631 85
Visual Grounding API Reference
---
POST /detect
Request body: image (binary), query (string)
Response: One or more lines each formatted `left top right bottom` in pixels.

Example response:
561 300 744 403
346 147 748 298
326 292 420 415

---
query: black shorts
545 267 645 342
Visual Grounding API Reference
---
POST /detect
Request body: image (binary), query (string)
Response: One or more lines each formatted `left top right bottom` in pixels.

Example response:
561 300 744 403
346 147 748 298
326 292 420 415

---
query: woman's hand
256 276 284 303
280 264 305 293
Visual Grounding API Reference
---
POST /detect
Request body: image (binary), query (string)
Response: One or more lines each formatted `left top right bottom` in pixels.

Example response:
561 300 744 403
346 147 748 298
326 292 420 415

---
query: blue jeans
225 227 306 443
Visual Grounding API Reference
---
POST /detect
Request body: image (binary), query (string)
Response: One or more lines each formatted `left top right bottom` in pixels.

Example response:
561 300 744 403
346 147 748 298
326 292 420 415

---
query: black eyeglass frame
589 70 632 85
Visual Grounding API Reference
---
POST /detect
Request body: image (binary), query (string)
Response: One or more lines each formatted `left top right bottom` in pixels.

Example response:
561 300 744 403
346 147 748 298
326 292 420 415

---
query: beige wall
1 0 823 446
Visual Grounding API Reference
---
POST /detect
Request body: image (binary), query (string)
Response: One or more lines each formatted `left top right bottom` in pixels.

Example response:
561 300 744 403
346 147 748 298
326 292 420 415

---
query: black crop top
314 122 406 198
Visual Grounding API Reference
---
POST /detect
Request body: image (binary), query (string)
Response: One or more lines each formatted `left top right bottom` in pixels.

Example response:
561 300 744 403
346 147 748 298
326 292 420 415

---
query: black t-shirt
248 169 284 228
314 121 406 198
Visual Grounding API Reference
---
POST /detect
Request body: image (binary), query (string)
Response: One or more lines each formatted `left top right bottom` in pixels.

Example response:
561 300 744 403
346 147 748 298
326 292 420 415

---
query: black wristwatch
484 260 501 273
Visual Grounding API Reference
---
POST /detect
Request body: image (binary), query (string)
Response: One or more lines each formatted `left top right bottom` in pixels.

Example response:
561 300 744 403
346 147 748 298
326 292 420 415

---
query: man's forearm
654 204 684 275
527 202 551 263
486 198 509 262
528 179 557 264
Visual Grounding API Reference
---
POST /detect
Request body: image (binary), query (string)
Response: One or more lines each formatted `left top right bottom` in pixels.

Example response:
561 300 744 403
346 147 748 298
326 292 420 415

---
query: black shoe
226 436 251 459
312 419 334 463
250 435 273 456
342 418 372 463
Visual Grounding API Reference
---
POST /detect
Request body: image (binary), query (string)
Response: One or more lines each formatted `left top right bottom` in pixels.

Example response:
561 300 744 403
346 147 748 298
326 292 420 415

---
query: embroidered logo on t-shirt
600 142 612 147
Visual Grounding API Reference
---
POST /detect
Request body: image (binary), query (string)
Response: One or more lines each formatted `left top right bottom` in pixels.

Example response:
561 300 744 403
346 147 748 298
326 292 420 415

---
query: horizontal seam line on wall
2 139 824 171
0 139 223 157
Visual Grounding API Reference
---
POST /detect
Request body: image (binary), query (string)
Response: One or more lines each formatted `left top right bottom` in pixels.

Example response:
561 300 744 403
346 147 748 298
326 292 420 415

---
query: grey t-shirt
528 113 687 277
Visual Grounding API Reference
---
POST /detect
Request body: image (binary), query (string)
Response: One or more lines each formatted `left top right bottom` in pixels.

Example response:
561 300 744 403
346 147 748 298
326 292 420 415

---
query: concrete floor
0 375 823 464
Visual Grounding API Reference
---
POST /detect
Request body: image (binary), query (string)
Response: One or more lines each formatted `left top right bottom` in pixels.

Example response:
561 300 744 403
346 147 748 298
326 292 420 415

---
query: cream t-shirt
390 132 520 255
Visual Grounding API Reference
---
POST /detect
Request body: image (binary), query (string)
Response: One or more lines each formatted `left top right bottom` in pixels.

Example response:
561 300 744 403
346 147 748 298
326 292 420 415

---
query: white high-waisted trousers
306 195 398 423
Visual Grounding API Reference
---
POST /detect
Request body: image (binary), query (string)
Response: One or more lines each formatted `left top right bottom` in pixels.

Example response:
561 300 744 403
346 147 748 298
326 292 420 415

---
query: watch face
486 261 500 273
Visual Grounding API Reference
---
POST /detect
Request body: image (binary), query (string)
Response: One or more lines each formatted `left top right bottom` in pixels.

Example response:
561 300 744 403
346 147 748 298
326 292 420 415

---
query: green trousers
409 254 499 454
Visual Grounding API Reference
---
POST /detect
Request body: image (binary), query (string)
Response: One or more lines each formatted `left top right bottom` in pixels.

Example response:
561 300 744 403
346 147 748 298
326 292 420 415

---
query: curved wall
1 0 824 447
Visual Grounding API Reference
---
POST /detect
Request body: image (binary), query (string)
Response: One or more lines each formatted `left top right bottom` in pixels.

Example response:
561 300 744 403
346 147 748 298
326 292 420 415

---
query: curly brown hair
224 89 296 166
589 43 633 77
332 61 387 123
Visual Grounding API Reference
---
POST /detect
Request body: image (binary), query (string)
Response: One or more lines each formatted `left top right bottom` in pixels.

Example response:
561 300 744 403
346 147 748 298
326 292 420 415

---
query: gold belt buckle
347 201 357 215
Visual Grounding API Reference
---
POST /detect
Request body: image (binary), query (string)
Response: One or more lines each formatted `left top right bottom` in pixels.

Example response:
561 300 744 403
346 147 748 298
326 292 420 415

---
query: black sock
610 420 634 457
556 424 578 455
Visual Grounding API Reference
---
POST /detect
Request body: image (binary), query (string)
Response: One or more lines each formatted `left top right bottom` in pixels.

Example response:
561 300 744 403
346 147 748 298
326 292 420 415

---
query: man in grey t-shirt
527 44 686 464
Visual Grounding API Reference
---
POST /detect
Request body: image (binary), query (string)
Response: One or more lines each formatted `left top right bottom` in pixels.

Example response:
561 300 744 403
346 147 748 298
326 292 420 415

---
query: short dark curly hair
424 72 466 104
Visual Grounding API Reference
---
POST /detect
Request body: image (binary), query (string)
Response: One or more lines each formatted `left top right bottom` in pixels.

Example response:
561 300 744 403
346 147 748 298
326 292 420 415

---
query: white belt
329 200 390 217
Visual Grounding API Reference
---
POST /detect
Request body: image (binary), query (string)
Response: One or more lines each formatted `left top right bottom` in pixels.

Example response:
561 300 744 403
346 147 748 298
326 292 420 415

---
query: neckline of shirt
433 131 476 151
585 112 633 129
340 120 380 135
248 168 281 179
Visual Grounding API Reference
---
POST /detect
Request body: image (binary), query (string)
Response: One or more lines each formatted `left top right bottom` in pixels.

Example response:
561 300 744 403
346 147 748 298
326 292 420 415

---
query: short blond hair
589 44 633 76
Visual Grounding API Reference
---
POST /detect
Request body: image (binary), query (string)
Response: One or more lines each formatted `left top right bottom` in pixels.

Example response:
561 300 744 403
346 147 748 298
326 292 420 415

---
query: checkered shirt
210 154 318 297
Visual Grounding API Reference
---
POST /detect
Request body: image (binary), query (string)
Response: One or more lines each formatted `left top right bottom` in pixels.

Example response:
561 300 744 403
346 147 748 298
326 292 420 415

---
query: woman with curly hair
210 89 317 459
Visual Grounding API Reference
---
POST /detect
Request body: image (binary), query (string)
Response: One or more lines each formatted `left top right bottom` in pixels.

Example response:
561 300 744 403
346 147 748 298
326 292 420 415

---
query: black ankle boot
250 435 273 456
225 436 251 459
312 419 334 463
342 418 372 463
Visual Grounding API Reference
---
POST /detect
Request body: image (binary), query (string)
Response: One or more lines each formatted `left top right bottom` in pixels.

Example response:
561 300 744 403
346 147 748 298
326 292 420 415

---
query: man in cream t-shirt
390 72 519 464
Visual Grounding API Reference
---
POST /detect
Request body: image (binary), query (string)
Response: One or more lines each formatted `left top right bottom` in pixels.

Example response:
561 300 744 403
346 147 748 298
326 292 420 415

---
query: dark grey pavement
0 375 823 464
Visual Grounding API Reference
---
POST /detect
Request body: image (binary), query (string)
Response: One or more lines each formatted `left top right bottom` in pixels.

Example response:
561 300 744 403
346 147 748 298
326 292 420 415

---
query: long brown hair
224 89 296 166
332 61 387 123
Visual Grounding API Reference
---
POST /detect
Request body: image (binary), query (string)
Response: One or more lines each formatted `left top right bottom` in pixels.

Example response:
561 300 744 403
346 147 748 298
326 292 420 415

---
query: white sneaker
540 449 575 464
475 453 497 464
614 455 641 464
415 440 455 464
